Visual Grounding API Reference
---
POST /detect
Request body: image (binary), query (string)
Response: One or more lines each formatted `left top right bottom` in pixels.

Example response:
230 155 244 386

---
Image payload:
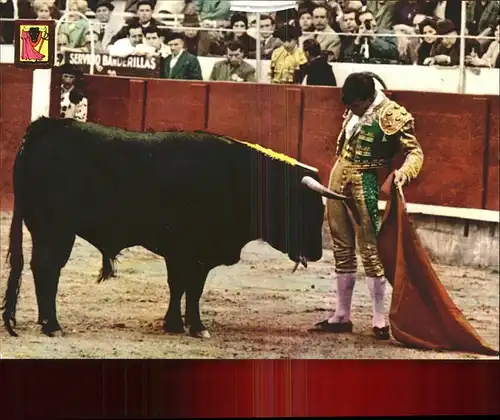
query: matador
313 72 424 340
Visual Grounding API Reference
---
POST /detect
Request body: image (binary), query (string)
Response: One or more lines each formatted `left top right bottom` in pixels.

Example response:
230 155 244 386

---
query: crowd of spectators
0 0 499 86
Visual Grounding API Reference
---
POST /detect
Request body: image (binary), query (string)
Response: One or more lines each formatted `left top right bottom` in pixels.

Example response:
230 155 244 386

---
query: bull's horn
301 176 348 200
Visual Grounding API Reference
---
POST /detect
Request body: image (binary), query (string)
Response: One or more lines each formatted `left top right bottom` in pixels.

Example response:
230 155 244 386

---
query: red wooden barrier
300 86 344 186
486 95 499 211
392 91 489 209
0 64 33 210
206 82 302 158
145 79 208 132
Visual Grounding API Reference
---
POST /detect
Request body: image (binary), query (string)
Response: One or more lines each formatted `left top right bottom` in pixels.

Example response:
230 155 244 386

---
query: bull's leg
163 260 186 334
30 233 75 337
185 263 210 339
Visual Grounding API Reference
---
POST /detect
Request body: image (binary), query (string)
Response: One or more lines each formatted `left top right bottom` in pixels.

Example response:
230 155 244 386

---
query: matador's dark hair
341 72 376 105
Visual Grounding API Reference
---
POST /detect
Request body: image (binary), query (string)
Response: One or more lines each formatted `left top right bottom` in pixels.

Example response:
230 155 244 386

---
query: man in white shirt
108 21 151 57
143 26 171 58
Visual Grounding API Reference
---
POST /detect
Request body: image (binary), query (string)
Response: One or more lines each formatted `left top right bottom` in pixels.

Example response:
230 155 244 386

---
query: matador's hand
394 169 408 187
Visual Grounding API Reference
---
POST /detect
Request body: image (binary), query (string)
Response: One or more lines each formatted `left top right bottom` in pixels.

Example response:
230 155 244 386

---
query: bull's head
289 174 347 272
28 27 41 43
278 167 347 272
250 152 347 270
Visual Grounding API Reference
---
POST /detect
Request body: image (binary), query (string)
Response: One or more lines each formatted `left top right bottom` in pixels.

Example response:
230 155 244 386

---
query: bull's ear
301 176 348 200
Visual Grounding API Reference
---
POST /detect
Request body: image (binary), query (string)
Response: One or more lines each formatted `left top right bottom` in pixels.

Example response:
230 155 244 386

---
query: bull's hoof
49 329 65 338
41 322 64 337
189 328 211 339
163 321 185 334
3 313 18 337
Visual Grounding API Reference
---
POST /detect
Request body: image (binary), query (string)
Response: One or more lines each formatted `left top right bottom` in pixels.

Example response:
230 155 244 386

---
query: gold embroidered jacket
335 98 424 183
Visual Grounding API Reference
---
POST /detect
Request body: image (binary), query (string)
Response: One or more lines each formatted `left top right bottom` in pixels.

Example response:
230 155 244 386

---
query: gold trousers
326 158 385 277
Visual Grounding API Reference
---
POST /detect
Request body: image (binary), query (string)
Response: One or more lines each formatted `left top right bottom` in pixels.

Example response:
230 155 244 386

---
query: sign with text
63 52 161 78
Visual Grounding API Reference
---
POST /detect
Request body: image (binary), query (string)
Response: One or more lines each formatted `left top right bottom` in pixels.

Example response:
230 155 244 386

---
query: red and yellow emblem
14 20 56 69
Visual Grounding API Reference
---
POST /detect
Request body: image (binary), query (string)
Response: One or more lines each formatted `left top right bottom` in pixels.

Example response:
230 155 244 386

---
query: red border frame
1 360 498 418
14 19 55 70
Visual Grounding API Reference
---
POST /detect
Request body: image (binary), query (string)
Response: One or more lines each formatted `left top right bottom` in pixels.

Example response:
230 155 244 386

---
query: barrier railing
1 1 499 92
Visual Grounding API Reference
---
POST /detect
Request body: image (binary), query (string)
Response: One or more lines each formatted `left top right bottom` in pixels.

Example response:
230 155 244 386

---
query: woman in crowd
32 0 60 19
424 18 460 66
222 12 256 58
425 18 481 66
416 16 438 65
297 8 316 48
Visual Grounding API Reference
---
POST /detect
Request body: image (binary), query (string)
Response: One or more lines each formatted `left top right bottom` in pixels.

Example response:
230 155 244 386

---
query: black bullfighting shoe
373 325 390 340
310 319 354 333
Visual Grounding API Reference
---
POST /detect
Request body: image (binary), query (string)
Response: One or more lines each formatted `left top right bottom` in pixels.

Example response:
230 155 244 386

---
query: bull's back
18 118 249 239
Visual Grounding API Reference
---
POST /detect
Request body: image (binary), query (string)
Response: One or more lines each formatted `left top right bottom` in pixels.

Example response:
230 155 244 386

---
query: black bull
2 117 347 338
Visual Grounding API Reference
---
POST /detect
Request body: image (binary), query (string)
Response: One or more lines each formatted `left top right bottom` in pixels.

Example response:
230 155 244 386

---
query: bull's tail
1 149 25 337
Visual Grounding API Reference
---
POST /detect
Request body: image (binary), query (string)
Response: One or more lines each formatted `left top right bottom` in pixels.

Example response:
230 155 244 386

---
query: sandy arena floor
0 212 498 359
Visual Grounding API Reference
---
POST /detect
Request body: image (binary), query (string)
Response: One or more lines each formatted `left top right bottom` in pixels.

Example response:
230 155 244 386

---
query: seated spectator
338 7 358 61
143 26 171 57
393 23 417 64
0 0 14 44
209 40 256 82
270 24 308 85
195 0 232 27
59 0 91 49
154 0 184 14
312 4 341 61
466 19 499 68
80 29 106 53
223 12 257 59
351 8 399 62
182 0 197 16
341 1 364 12
90 1 119 49
467 0 499 48
425 19 479 66
416 17 438 65
299 38 337 86
257 14 284 59
93 0 113 30
301 0 341 31
182 13 220 56
16 0 37 19
110 0 166 45
366 0 396 31
124 0 157 12
55 31 71 65
275 6 299 29
32 0 59 19
416 0 438 16
107 21 149 57
393 13 427 64
425 0 461 30
393 0 419 27
160 32 203 80
297 8 316 48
